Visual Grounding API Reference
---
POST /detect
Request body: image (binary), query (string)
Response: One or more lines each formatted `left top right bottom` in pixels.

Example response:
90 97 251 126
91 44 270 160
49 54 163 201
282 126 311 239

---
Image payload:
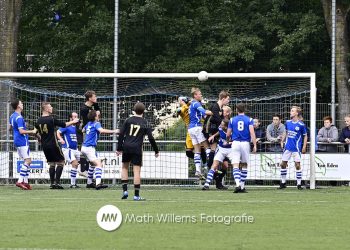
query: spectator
317 116 338 152
266 114 285 152
253 118 265 152
339 115 350 152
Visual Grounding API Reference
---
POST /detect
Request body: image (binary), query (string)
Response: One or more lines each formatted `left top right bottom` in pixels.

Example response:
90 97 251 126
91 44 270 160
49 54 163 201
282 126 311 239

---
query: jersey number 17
129 124 141 136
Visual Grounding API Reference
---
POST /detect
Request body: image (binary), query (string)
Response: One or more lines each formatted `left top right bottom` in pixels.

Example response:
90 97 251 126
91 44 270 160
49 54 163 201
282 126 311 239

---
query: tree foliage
17 0 331 101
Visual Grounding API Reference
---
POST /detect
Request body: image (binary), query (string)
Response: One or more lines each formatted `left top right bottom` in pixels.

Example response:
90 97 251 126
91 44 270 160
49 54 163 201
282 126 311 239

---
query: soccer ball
198 71 208 81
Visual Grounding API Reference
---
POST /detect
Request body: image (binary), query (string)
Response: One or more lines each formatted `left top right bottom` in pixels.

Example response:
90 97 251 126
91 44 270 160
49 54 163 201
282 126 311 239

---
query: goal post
0 72 316 189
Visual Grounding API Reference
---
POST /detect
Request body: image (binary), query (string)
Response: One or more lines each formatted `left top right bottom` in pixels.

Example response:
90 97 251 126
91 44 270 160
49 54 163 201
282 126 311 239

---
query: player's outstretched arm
65 118 79 127
19 128 37 135
98 128 119 134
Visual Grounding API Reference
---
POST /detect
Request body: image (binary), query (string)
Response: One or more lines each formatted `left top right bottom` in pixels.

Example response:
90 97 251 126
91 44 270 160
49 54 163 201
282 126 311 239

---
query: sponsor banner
250 153 350 180
0 152 9 178
13 151 188 179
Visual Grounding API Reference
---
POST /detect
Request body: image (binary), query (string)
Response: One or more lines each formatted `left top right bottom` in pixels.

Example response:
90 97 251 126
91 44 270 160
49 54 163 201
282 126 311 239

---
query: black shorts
122 153 143 166
43 145 65 163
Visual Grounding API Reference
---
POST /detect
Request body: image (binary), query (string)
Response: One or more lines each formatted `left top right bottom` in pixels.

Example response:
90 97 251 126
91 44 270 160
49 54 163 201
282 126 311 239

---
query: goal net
0 72 316 188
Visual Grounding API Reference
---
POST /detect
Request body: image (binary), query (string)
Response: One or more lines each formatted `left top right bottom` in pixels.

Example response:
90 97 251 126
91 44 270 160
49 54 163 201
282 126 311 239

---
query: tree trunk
0 0 22 141
322 0 350 127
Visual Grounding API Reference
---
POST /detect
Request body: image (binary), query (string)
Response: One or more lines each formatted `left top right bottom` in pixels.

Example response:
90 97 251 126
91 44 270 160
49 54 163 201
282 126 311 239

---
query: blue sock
204 169 215 186
240 169 247 189
232 168 241 187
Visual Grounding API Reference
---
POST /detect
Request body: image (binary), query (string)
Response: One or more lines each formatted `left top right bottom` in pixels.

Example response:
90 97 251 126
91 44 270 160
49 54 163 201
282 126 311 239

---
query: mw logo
101 213 119 222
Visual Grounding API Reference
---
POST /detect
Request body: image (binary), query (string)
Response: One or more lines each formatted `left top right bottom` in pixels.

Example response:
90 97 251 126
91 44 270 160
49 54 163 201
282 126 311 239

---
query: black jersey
35 116 66 147
80 103 101 128
203 102 223 134
117 116 159 155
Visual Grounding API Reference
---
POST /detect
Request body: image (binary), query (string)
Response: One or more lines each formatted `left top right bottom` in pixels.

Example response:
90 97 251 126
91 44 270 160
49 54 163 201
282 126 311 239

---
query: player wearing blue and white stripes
279 106 307 190
226 103 256 193
9 99 37 190
188 88 212 179
57 112 81 188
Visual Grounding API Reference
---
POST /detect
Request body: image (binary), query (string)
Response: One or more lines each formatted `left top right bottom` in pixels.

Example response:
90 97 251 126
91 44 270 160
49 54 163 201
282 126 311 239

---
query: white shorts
188 126 206 145
282 150 301 162
231 141 250 164
17 146 30 160
214 147 232 162
63 148 81 163
81 146 98 162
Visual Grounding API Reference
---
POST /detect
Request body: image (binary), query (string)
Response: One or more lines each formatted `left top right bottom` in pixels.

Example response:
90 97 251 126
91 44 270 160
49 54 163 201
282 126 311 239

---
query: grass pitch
0 185 349 250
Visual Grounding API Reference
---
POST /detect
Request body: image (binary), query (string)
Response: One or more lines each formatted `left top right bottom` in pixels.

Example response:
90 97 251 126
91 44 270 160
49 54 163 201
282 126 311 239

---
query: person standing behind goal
226 103 257 193
116 102 159 201
188 87 213 179
35 102 79 189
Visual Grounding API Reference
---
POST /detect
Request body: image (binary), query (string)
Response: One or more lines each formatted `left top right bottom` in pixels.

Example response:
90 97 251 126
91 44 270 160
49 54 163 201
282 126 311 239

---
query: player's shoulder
297 121 305 126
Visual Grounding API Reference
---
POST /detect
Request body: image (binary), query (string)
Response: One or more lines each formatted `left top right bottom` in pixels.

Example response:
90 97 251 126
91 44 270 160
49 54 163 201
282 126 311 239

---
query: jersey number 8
237 121 244 131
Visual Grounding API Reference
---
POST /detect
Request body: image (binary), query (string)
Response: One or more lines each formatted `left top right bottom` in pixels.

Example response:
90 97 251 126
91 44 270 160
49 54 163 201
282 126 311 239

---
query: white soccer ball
198 71 208 81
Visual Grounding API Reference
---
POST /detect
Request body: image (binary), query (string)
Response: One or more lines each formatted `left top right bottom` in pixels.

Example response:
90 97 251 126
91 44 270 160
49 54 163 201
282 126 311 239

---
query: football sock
87 166 95 184
240 169 247 189
233 168 241 187
281 169 287 184
194 153 201 173
296 170 302 185
95 167 102 185
204 169 215 186
70 168 77 185
134 184 140 197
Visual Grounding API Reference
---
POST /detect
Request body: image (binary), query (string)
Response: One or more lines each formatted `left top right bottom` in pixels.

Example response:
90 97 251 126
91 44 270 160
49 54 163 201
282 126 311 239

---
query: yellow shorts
186 132 194 150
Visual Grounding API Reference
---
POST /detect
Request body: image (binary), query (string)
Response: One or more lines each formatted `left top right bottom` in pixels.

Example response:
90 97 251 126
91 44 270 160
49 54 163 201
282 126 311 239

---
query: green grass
0 185 349 250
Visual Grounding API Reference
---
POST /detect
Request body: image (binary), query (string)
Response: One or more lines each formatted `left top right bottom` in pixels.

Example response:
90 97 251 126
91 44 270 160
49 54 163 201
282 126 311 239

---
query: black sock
134 184 140 197
216 169 227 187
122 180 128 192
207 151 215 168
49 165 55 185
55 165 64 184
200 149 207 164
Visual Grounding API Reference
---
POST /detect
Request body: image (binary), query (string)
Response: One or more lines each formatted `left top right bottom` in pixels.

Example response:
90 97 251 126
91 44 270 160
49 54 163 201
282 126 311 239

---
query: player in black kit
35 102 79 189
116 102 159 201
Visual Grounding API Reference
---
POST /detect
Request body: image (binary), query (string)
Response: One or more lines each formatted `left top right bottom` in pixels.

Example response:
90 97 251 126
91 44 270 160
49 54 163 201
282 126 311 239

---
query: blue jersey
58 125 78 150
83 121 102 147
218 127 231 149
9 112 29 147
285 120 307 152
228 115 253 142
188 100 206 129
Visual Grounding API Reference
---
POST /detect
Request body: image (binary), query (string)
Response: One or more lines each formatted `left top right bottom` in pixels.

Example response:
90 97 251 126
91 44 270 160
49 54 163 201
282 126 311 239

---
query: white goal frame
0 72 316 189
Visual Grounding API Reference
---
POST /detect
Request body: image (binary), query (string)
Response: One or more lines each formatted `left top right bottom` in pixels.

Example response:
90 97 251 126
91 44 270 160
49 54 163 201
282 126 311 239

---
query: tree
0 0 22 141
322 0 350 123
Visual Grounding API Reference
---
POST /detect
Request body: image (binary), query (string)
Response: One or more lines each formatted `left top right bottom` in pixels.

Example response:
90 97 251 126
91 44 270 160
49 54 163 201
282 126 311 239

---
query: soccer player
188 88 212 178
177 96 208 166
57 112 81 188
35 102 79 189
202 119 231 190
117 102 159 201
9 99 37 190
79 90 101 175
226 103 257 193
279 106 307 190
81 110 119 190
203 91 230 169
